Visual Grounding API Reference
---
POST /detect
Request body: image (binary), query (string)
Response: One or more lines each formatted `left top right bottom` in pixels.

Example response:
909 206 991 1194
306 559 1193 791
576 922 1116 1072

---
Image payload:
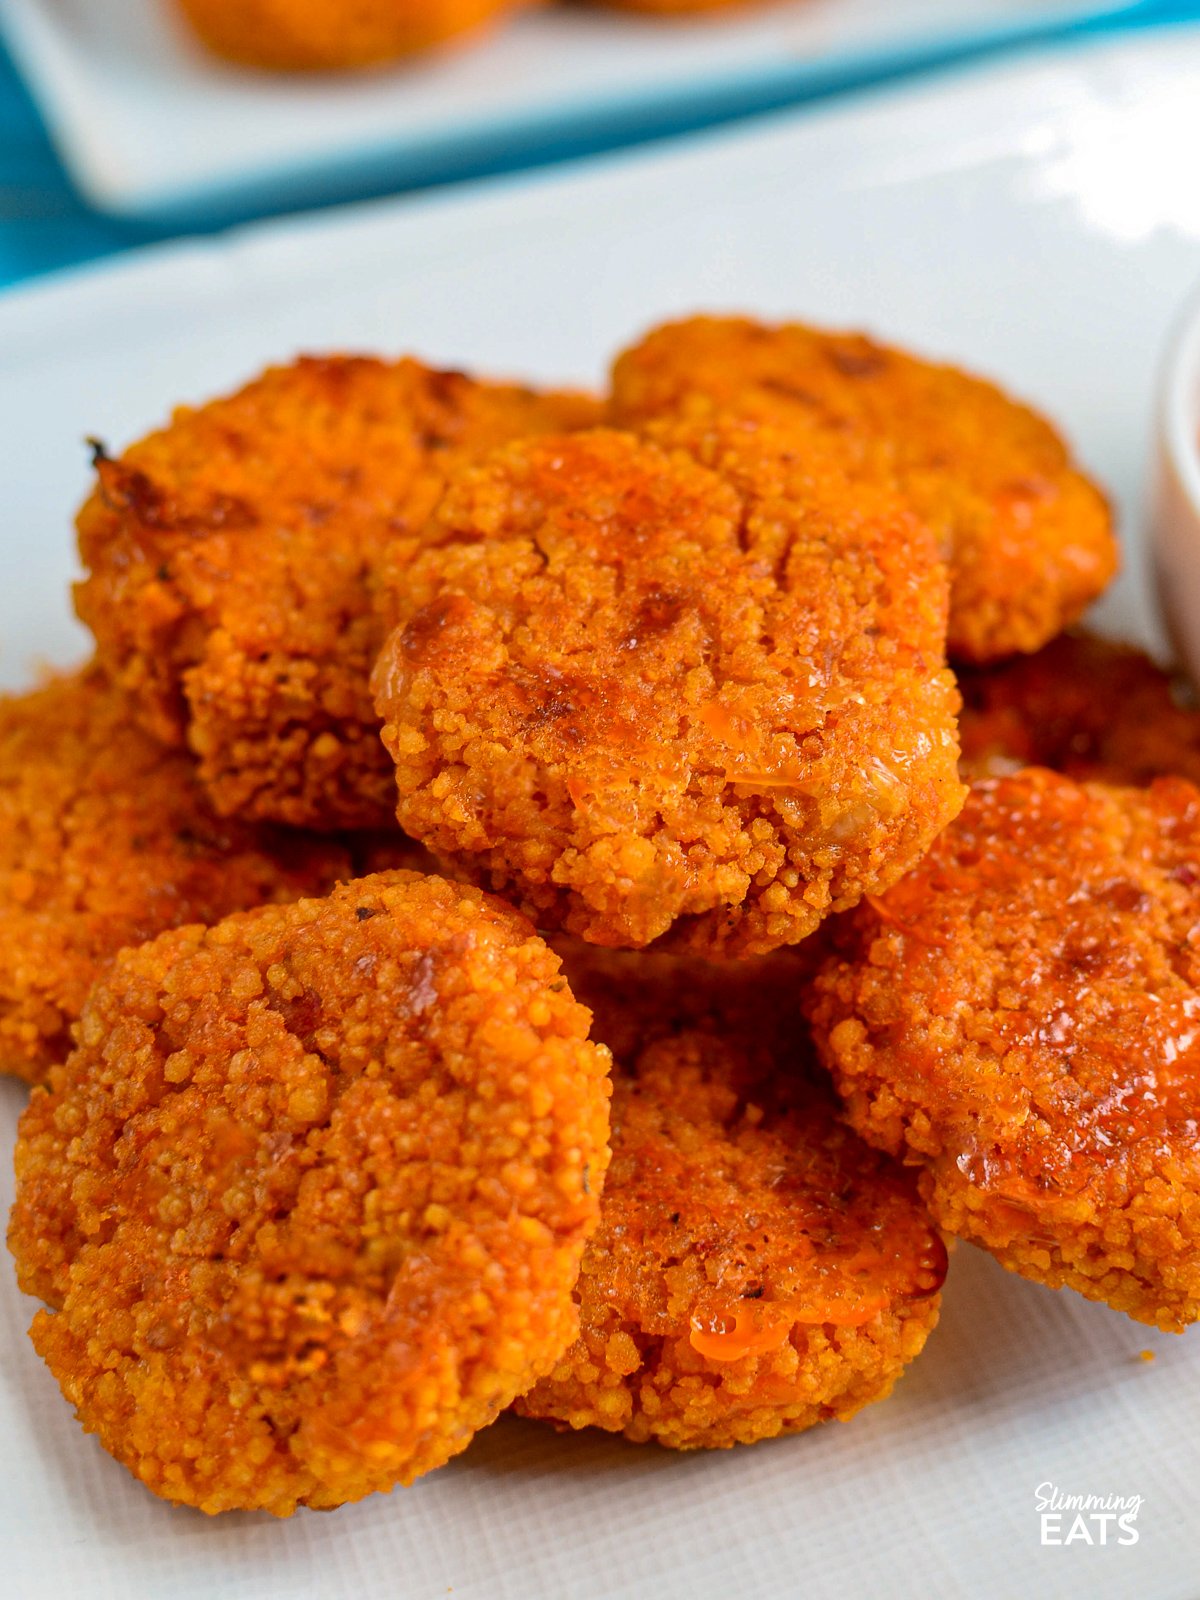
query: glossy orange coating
9 872 611 1514
175 0 534 71
807 769 1200 1330
610 316 1117 662
516 947 945 1447
372 422 965 955
958 632 1200 787
74 355 600 831
0 666 350 1085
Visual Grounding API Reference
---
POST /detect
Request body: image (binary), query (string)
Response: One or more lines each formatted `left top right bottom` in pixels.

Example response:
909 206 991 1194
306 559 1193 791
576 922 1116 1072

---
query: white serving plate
0 0 1140 220
2 28 1200 1600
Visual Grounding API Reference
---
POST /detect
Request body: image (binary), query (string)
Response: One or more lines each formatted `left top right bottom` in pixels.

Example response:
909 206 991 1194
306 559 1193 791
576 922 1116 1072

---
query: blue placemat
1 4 1198 294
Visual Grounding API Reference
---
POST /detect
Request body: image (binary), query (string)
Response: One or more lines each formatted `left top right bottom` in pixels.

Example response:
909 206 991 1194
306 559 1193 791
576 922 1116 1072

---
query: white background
1 29 1199 1599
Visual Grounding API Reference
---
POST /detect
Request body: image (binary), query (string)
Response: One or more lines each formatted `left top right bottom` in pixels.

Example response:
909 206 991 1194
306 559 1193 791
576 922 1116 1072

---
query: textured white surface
1 30 1199 1598
0 0 1100 214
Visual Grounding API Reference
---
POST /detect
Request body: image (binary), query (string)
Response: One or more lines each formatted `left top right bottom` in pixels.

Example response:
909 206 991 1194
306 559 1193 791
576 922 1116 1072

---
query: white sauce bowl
1153 283 1200 681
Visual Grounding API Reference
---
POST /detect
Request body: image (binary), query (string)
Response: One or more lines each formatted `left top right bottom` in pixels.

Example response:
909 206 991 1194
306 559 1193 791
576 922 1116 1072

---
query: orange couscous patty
372 422 964 955
517 947 946 1446
807 769 1200 1331
9 872 612 1513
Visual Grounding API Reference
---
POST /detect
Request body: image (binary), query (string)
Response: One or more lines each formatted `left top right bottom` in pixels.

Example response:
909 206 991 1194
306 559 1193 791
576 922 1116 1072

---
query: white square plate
0 0 1143 220
2 28 1200 1600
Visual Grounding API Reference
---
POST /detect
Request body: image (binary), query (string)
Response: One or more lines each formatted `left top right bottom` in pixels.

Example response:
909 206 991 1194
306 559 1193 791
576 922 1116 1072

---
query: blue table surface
2 3 1198 295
